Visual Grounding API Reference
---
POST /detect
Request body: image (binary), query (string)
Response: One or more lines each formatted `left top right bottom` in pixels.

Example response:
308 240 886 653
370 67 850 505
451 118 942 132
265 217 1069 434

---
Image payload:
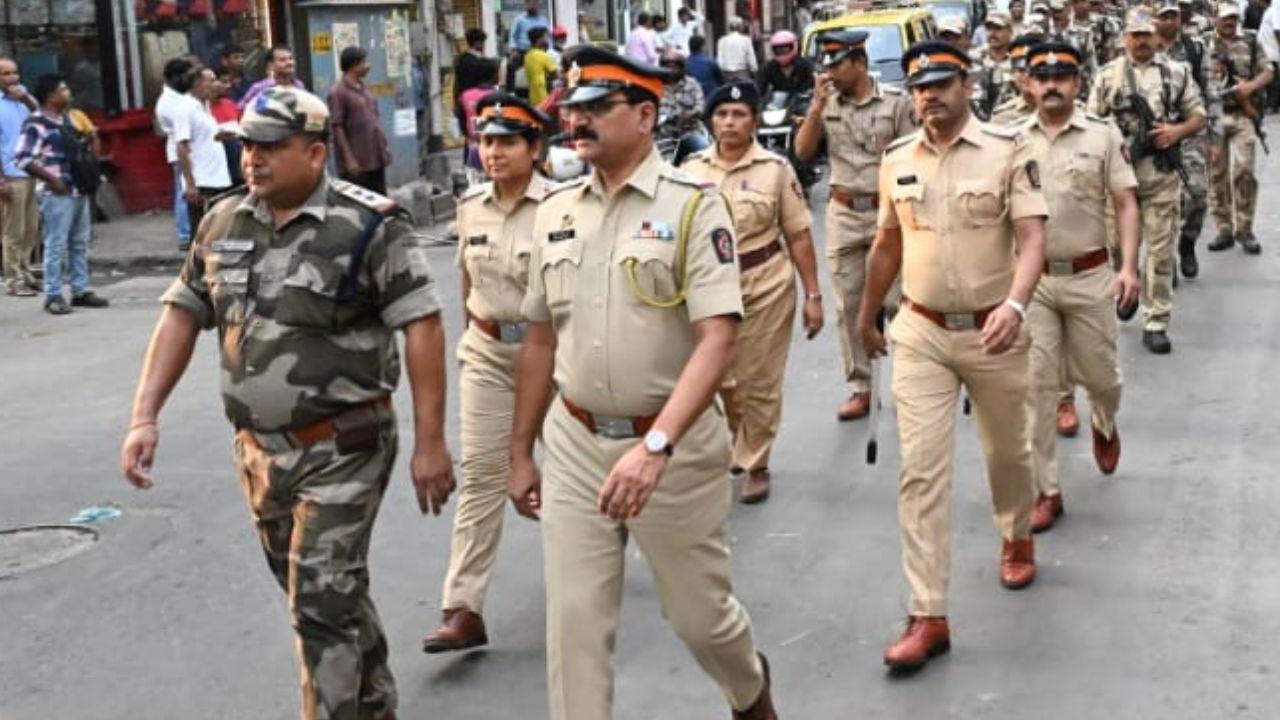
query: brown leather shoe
422 609 488 654
1031 493 1064 534
740 469 771 504
837 391 871 421
732 652 777 719
883 616 950 672
1092 425 1120 475
1000 537 1036 589
1056 399 1079 437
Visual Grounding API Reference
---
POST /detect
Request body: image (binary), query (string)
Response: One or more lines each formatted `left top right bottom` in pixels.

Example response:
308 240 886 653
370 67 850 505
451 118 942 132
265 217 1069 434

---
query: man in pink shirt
624 12 659 65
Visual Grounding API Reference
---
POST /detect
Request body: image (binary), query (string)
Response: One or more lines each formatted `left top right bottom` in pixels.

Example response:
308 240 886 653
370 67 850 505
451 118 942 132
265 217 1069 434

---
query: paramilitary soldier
991 33 1044 118
507 47 778 720
1206 3 1272 255
857 40 1048 672
120 87 457 720
423 93 555 653
1020 42 1142 533
793 29 915 421
681 81 823 505
1088 6 1206 354
972 10 1016 120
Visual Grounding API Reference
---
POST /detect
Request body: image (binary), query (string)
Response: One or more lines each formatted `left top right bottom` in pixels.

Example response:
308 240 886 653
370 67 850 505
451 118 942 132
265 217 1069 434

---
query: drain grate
0 524 98 579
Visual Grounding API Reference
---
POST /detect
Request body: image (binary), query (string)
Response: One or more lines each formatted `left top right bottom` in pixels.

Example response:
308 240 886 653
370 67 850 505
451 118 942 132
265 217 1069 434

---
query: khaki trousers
440 327 520 612
889 309 1035 617
1027 266 1122 498
1210 114 1259 236
720 254 795 471
540 399 764 719
2 177 39 289
1139 182 1180 332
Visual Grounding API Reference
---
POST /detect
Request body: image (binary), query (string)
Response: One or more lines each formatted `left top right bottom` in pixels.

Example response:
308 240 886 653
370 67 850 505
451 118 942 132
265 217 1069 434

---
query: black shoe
71 291 109 308
1238 232 1262 255
1207 231 1235 252
44 297 71 315
1142 330 1172 354
1178 242 1199 278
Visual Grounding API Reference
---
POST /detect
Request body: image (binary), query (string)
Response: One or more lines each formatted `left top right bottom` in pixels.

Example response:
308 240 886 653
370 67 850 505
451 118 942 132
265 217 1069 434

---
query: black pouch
332 406 382 455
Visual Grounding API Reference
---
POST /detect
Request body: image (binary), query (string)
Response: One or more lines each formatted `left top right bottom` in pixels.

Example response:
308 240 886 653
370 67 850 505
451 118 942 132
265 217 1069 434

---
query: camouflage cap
240 87 331 142
1217 3 1241 19
1124 6 1156 33
984 10 1013 27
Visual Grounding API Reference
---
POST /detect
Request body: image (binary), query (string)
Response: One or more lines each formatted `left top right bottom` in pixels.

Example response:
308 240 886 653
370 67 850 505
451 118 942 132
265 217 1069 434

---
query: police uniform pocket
463 240 493 288
617 240 679 305
275 254 368 329
204 251 251 325
1066 153 1105 199
539 238 583 308
729 189 776 239
955 179 1006 226
890 184 931 231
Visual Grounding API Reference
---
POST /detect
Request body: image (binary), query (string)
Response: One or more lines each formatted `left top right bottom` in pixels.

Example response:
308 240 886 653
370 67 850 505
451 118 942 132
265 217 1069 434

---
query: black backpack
28 114 101 195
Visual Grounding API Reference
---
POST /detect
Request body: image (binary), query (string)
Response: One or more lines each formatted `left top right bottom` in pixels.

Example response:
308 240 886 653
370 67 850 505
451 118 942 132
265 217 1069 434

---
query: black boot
1238 231 1262 255
1178 237 1199 278
1207 230 1235 252
1142 329 1172 354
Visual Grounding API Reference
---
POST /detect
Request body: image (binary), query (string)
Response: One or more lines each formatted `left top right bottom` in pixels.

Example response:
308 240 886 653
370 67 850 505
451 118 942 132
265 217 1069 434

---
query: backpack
29 115 101 196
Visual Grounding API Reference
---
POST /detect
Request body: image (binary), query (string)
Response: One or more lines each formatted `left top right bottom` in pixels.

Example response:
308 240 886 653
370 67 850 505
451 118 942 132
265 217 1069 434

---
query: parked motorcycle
656 112 711 167
756 90 821 194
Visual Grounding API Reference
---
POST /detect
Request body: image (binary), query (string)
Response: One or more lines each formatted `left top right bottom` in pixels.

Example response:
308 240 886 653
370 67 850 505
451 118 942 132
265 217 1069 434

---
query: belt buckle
944 312 977 331
852 195 875 212
499 322 526 344
1048 260 1075 276
594 416 637 439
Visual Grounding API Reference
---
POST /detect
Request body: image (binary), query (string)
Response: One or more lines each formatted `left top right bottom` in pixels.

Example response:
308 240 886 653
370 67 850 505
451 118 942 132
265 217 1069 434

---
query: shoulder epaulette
981 124 1029 147
207 184 249 208
1083 111 1108 124
684 148 712 164
332 178 399 215
882 84 904 95
663 166 707 187
458 183 487 203
884 130 919 154
544 176 587 198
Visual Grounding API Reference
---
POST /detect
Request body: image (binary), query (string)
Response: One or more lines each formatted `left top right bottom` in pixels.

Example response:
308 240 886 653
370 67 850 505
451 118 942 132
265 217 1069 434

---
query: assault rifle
1218 84 1271 155
1127 91 1191 184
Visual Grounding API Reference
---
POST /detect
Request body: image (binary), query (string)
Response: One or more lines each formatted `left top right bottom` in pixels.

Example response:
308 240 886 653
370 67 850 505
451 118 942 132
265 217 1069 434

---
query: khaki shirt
455 174 556 323
1023 108 1138 260
990 95 1035 127
522 148 744 417
821 80 915 194
163 176 442 431
878 117 1048 312
680 141 812 257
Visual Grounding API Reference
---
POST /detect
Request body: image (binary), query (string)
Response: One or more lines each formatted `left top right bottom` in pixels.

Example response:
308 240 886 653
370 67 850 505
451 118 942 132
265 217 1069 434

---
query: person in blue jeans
12 74 108 315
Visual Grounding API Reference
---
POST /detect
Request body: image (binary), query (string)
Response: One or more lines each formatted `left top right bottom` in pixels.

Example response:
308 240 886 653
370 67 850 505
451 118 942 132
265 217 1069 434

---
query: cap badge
730 86 742 100
1046 52 1058 65
918 55 932 69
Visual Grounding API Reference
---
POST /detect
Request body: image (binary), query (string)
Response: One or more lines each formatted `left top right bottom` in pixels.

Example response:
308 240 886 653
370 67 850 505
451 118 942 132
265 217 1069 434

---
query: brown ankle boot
422 608 488 653
883 616 950 672
732 652 777 719
1000 537 1036 589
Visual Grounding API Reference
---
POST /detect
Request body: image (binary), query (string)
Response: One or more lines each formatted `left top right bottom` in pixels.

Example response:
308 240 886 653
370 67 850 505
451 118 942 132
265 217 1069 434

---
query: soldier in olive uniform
1088 7 1207 354
1206 4 1273 255
972 11 1017 119
120 88 456 720
507 48 778 720
857 41 1048 673
794 29 915 422
1020 42 1142 533
681 82 823 505
423 93 554 654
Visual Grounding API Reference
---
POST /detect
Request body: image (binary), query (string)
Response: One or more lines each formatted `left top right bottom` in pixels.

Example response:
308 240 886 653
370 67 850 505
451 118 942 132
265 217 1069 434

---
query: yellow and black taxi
801 3 938 86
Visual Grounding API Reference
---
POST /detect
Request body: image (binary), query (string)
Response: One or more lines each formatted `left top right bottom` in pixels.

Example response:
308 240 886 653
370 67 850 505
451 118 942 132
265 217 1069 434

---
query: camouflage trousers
1179 133 1210 248
233 422 399 720
1210 114 1260 236
1139 182 1180 332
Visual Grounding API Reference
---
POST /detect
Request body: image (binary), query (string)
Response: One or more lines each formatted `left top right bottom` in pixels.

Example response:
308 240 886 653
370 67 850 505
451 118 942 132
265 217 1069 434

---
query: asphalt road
2 137 1280 720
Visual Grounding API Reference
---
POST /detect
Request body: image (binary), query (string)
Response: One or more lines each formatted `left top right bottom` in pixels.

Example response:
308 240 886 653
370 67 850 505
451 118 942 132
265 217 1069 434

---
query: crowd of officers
116 0 1271 715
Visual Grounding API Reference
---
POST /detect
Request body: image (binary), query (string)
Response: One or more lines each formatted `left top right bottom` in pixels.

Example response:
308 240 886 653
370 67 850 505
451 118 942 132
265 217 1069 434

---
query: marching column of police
118 0 1271 714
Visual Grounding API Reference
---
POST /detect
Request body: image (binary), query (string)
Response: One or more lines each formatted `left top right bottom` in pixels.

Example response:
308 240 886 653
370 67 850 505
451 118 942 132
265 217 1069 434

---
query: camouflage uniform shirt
163 175 443 431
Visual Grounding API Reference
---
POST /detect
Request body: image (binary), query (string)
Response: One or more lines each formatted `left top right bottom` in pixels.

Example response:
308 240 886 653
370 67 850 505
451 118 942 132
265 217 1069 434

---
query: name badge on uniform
467 234 489 246
633 221 674 241
212 238 255 253
896 175 919 186
548 229 575 242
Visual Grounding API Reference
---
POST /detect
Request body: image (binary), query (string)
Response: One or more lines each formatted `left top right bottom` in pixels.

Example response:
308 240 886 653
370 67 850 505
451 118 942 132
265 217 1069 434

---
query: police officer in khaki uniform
682 82 822 504
1206 3 1272 255
1020 42 1142 533
1088 6 1206 354
423 93 554 653
120 87 456 720
856 41 1048 672
794 29 915 421
507 47 777 720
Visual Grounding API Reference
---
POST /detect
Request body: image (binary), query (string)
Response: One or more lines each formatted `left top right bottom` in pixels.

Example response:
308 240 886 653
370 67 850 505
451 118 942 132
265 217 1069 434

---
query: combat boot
1142 330 1172 355
1238 231 1261 255
1207 229 1235 252
732 653 777 720
1178 237 1199 278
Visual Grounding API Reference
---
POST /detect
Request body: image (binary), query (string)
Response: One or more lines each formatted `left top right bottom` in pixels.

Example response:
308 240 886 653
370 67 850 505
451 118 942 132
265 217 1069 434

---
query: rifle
1126 91 1191 184
1218 83 1271 155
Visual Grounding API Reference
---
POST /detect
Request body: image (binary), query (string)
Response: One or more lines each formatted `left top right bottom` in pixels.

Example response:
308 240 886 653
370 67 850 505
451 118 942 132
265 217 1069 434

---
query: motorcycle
656 112 711 167
756 90 821 194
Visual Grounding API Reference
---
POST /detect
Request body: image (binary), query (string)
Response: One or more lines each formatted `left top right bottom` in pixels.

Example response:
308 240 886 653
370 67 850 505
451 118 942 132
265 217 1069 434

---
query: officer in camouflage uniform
1078 0 1122 67
1155 0 1220 277
972 11 1017 120
1088 7 1207 354
121 87 457 720
992 34 1044 123
1049 0 1097 91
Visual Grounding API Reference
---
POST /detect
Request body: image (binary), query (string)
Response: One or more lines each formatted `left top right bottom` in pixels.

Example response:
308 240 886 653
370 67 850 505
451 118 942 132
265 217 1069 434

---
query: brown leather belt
904 297 1001 331
561 395 658 439
1043 247 1109 276
738 240 784 272
468 313 527 343
244 397 393 452
830 186 880 212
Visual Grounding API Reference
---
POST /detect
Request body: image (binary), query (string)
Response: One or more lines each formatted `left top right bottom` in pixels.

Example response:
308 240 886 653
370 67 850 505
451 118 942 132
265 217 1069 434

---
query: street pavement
3 135 1280 720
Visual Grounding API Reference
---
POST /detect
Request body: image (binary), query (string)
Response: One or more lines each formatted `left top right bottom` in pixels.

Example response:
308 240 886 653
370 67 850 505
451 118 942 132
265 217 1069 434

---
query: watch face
645 430 668 453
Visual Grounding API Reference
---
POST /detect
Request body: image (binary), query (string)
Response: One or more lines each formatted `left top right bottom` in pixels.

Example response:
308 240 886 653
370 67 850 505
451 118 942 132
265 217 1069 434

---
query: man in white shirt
1260 5 1280 110
717 17 758 81
624 12 659 65
172 67 231 233
154 58 194 250
664 6 704 56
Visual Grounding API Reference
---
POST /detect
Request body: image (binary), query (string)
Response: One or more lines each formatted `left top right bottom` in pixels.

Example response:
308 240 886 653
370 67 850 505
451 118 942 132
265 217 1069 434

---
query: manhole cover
0 525 98 579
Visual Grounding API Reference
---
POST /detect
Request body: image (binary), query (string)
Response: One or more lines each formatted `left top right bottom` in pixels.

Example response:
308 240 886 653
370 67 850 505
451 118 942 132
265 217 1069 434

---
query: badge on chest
633 221 675 241
211 238 255 253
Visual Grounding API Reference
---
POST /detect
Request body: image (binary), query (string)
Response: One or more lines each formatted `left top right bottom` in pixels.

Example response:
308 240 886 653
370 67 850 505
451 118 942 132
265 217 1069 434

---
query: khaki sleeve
876 158 901 230
1086 71 1110 117
370 214 443 329
520 209 552 323
682 190 745 322
1007 138 1049 220
160 243 214 329
777 161 812 237
1104 123 1138 193
895 94 918 136
453 207 467 270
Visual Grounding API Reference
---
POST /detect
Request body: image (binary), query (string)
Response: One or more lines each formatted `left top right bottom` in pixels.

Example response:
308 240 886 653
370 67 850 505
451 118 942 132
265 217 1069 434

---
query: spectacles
561 98 633 118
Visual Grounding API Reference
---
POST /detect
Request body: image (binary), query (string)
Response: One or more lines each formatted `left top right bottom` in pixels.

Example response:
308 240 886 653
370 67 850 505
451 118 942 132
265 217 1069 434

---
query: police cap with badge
239 86 331 142
815 29 870 69
475 91 552 138
704 82 760 117
1009 33 1046 71
558 45 671 107
901 40 971 88
1027 41 1083 77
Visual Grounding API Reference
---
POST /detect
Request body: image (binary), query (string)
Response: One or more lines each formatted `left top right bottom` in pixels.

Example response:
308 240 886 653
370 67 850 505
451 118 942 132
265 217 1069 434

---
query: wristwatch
644 429 674 456
1003 297 1027 321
